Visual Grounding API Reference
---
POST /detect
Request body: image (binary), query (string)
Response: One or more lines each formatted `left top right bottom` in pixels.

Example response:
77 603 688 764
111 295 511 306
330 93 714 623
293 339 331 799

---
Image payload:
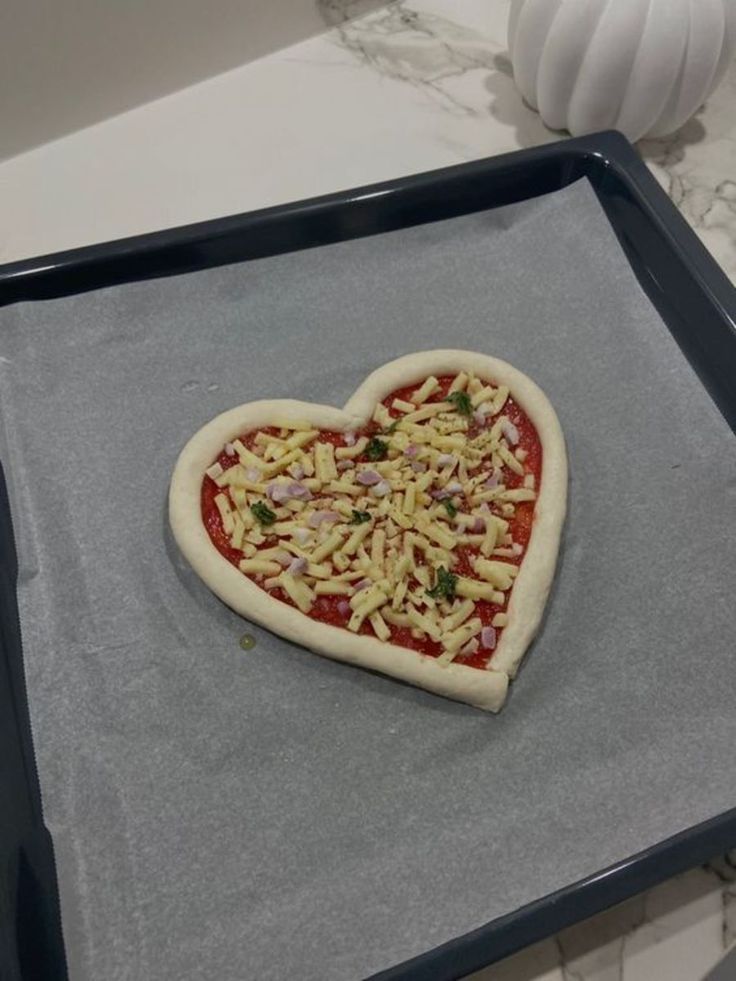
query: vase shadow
488 51 710 157
485 52 565 149
638 110 708 166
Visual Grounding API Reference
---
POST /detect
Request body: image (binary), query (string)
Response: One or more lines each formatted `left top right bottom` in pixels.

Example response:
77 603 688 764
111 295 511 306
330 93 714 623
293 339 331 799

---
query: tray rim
0 130 735 981
1 130 734 316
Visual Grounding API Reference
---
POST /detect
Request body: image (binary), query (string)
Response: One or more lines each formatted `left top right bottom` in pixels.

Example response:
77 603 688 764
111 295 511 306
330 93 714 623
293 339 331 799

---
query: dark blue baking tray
1 131 735 981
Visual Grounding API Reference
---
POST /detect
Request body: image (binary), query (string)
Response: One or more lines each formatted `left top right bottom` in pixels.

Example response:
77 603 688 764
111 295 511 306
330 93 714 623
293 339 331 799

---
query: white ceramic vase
509 0 736 142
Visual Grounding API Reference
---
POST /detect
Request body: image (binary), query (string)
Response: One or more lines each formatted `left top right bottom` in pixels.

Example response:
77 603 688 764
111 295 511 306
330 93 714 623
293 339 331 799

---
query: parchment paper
0 179 734 981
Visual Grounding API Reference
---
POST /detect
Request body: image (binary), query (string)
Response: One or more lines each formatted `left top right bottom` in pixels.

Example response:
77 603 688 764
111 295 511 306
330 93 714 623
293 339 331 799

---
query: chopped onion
446 480 463 494
267 483 289 502
291 462 305 480
244 466 261 482
431 488 452 500
479 501 490 512
512 543 523 556
287 482 311 500
268 481 310 502
484 470 501 489
293 527 312 545
404 444 419 458
287 557 308 577
308 510 340 528
355 578 372 592
474 402 493 426
437 453 455 467
371 479 391 497
460 638 479 657
357 469 382 486
411 461 427 473
338 600 351 617
481 626 497 650
471 516 485 533
224 442 236 456
343 431 356 446
501 419 520 445
337 459 352 472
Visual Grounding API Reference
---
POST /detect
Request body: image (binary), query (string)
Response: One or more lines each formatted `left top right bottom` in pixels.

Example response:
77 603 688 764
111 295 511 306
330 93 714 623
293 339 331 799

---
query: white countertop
2 0 735 281
2 2 735 979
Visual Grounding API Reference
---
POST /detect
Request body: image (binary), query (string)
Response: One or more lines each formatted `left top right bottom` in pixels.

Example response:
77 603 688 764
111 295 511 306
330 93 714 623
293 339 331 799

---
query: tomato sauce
201 376 542 670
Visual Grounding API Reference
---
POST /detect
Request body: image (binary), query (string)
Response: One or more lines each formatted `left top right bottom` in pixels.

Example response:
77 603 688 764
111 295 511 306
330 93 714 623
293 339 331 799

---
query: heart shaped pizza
169 351 567 711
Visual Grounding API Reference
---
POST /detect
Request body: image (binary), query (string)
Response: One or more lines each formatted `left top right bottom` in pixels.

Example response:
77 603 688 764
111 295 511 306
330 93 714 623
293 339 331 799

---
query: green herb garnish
427 566 458 602
250 501 276 526
383 419 399 434
349 509 372 525
442 499 458 519
446 391 473 416
365 436 388 461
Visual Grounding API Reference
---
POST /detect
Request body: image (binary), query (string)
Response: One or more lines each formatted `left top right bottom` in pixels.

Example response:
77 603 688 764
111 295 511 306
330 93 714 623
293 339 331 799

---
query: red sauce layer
201 375 542 669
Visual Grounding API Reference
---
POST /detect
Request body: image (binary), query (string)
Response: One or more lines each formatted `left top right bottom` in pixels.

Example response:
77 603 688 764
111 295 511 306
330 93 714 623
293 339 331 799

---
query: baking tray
0 131 735 981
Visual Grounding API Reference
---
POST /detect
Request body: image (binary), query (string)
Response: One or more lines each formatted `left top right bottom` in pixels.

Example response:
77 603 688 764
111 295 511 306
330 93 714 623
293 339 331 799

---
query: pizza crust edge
169 350 567 712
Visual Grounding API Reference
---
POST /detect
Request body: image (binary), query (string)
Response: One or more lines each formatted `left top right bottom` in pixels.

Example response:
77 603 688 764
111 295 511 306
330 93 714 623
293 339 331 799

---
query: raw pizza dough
169 350 567 711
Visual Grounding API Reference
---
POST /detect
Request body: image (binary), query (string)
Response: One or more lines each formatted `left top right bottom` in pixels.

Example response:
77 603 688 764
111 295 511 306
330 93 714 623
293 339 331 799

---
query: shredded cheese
204 370 538 667
411 375 440 403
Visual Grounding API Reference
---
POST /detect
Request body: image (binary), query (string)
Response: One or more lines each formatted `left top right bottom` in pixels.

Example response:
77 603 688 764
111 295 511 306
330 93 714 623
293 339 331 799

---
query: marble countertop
2 0 735 280
1 2 735 979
